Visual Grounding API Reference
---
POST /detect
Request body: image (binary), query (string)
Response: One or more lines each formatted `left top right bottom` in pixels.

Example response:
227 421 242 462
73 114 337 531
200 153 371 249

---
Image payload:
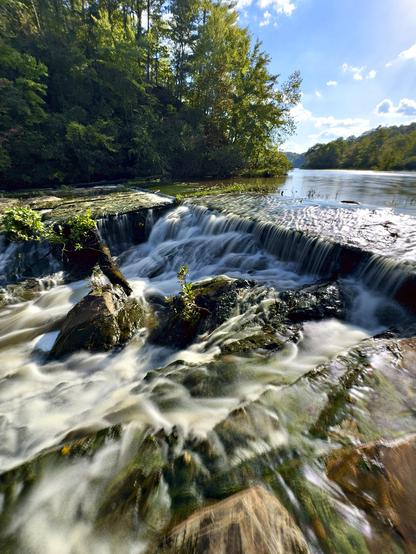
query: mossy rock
149 277 253 349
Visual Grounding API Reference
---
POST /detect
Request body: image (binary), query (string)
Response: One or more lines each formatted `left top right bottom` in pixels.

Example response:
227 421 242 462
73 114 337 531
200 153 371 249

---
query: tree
0 0 301 187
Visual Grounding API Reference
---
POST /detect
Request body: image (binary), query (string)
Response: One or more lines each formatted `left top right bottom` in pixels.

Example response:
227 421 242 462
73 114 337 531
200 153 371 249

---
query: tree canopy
303 123 416 171
0 0 301 189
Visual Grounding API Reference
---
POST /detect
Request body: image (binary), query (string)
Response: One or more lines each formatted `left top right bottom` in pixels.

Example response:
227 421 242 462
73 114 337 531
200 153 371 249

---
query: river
0 169 415 553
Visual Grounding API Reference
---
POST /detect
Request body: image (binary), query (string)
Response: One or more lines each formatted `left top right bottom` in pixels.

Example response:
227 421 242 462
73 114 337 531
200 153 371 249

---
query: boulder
279 281 347 323
327 434 416 550
158 485 309 554
50 285 144 358
149 277 253 349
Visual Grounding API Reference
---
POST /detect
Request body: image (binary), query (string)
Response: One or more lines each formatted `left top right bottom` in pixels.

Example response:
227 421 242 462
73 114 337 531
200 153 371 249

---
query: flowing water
1 170 416 553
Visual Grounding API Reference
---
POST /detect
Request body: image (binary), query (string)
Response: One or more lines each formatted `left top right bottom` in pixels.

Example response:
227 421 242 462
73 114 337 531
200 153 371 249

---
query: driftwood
58 226 132 295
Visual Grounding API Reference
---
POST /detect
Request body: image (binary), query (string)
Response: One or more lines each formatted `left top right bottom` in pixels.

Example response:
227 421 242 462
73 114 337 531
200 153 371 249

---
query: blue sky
237 0 416 152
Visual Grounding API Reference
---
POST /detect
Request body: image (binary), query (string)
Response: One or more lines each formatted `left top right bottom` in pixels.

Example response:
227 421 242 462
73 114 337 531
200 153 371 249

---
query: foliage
2 204 97 251
0 0 300 188
2 206 45 241
50 209 97 250
285 151 305 168
176 264 198 321
303 123 416 171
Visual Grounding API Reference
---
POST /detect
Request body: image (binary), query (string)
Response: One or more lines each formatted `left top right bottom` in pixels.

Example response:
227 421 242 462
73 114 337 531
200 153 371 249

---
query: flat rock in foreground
327 433 416 551
159 485 309 554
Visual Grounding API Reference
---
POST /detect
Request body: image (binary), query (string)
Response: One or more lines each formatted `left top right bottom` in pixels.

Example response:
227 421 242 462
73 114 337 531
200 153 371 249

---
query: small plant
175 193 184 203
2 206 45 241
176 264 198 321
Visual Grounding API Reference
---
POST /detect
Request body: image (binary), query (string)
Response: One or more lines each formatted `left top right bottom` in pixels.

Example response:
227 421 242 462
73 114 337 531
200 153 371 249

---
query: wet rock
50 285 144 358
309 335 416 443
158 485 309 554
0 277 58 307
221 328 285 355
327 434 416 550
149 277 253 349
193 277 255 331
58 226 133 295
279 281 347 323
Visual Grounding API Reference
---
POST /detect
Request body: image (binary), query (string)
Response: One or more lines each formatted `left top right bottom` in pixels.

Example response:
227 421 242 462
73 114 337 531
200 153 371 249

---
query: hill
303 123 416 171
285 152 305 168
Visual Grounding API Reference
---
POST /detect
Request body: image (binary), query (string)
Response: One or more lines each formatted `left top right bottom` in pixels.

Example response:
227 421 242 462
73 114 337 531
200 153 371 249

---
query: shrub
2 206 45 241
50 209 97 250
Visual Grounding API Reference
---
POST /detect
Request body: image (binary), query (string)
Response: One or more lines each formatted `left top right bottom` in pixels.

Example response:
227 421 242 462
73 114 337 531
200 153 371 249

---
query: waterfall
183 204 416 311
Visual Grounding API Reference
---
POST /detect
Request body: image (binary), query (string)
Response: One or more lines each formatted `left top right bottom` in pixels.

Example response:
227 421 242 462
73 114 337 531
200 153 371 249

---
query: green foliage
176 264 198 321
0 0 301 188
303 123 416 171
2 206 45 241
50 209 97 250
2 204 97 253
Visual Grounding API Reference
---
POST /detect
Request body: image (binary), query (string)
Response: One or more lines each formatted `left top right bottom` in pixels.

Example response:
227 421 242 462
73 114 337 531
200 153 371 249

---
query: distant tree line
0 0 301 189
284 151 304 168
303 123 416 171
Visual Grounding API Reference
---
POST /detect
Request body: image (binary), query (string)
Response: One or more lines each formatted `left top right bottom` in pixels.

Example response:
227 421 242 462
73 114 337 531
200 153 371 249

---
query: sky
236 0 416 153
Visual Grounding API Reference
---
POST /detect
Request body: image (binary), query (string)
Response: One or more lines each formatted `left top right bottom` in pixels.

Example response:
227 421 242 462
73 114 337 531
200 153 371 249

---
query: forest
303 123 416 171
0 0 301 189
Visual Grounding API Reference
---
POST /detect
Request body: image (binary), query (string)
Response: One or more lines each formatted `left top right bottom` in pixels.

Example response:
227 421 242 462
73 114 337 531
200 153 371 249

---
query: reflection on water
281 169 416 214
160 168 416 214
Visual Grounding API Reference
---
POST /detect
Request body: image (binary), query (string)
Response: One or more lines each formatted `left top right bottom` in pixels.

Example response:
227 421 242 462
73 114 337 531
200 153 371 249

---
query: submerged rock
327 434 416 551
0 277 59 307
158 485 309 554
50 285 144 358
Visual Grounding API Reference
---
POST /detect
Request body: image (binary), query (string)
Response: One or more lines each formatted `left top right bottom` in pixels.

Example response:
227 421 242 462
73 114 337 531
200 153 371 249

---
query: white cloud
291 103 370 139
259 10 272 26
236 0 253 9
386 43 416 67
326 80 338 87
315 90 322 98
375 97 416 117
290 103 312 123
285 104 372 151
342 63 376 81
257 0 295 16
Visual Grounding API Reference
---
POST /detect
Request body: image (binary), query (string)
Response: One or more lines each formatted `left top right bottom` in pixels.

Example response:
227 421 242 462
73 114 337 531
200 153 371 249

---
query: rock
149 277 253 349
158 485 309 554
327 434 416 550
58 226 133 295
309 335 416 443
221 329 285 355
279 281 347 323
0 278 44 307
50 285 144 358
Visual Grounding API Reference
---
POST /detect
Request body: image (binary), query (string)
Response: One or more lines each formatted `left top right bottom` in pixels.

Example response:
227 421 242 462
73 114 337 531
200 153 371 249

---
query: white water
0 204 412 553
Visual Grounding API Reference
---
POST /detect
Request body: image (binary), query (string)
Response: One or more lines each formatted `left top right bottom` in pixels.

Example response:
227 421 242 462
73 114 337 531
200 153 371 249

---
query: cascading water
0 195 415 553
